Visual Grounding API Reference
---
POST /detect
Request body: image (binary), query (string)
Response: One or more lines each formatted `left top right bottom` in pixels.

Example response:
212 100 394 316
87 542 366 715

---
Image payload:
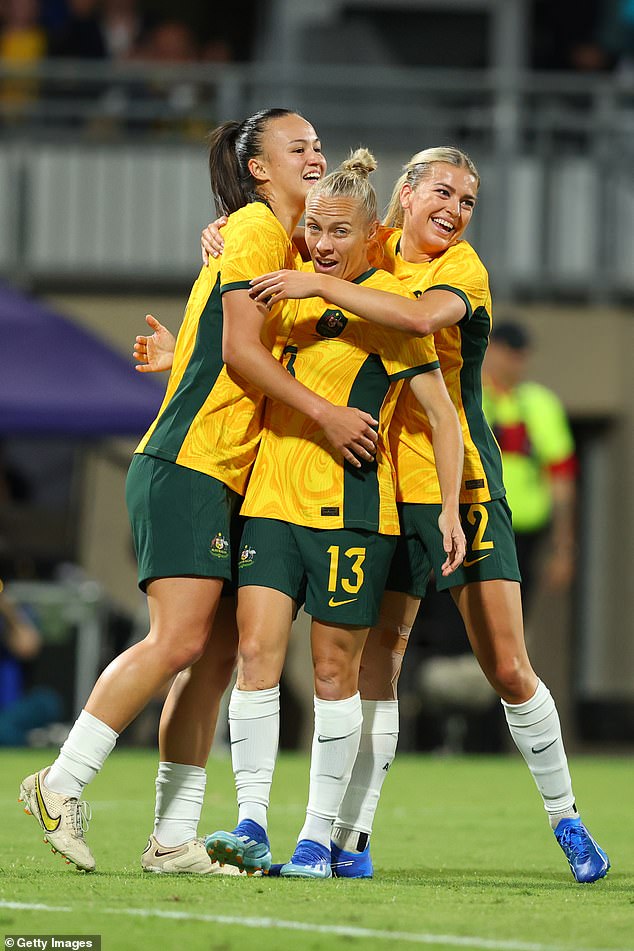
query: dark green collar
352 267 377 285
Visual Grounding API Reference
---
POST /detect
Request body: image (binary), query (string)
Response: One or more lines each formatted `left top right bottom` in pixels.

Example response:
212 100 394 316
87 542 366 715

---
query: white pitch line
1 902 630 951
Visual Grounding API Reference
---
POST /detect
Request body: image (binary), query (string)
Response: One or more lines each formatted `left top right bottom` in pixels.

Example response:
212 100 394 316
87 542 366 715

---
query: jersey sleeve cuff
389 359 440 381
425 284 472 321
220 280 252 294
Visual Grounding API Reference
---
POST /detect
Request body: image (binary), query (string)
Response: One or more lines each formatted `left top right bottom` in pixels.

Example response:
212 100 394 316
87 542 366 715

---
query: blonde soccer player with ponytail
251 146 610 884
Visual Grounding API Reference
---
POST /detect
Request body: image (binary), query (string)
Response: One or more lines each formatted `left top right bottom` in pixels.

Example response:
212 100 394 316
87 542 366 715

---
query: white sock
153 762 206 846
332 699 399 850
298 693 363 849
502 679 577 826
229 685 280 832
46 710 118 799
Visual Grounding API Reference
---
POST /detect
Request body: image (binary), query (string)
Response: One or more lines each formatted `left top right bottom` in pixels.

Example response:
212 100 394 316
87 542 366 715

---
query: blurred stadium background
0 0 632 754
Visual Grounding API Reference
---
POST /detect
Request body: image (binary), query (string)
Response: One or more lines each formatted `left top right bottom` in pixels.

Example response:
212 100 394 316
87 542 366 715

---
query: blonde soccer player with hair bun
204 147 464 878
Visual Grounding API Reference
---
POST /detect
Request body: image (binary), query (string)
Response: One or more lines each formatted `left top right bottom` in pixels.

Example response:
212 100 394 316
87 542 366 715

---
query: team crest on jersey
316 308 348 338
210 532 229 558
239 544 257 568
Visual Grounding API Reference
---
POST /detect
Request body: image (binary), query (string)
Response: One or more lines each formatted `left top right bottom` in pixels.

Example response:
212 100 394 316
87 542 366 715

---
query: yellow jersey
135 202 300 494
242 267 440 534
383 232 504 505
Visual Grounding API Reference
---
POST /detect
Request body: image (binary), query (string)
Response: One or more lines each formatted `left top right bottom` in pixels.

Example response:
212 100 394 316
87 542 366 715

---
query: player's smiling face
255 114 327 208
401 163 478 256
304 195 378 282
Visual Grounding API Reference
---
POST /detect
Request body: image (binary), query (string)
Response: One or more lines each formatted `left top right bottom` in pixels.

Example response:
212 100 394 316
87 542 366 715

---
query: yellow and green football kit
127 201 300 588
239 266 441 624
135 202 299 494
380 233 520 594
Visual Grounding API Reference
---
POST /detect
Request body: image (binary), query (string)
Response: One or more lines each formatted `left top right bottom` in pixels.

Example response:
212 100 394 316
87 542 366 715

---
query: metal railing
1 59 632 299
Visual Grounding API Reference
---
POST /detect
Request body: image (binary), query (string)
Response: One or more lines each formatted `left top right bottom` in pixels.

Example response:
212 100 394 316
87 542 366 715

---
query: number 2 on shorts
466 503 494 551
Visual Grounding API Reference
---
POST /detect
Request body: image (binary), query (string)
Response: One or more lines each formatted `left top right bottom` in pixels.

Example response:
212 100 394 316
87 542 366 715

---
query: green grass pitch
1 748 631 951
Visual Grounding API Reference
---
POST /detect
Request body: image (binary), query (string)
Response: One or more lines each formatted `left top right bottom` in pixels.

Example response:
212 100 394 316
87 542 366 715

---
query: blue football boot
280 839 332 879
330 840 373 878
205 819 271 875
554 818 610 883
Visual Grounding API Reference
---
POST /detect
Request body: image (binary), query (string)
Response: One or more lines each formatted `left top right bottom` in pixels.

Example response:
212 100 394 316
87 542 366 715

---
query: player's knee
490 655 534 700
169 639 208 673
314 659 356 700
236 640 282 688
358 623 409 700
148 626 210 674
358 661 398 700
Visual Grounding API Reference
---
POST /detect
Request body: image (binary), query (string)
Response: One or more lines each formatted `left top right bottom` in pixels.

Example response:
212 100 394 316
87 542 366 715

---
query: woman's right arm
249 271 466 336
223 289 378 468
408 369 466 575
132 296 378 467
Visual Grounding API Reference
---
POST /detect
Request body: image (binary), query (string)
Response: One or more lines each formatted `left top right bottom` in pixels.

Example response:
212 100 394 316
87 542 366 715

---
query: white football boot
19 768 95 872
142 835 245 875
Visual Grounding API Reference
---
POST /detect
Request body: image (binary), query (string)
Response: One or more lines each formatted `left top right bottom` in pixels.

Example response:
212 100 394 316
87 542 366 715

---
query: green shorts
387 497 521 597
126 453 242 591
237 517 397 627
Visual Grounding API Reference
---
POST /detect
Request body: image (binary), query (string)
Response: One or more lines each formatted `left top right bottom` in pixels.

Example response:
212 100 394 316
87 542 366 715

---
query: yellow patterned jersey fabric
136 202 300 495
242 267 440 534
382 232 505 505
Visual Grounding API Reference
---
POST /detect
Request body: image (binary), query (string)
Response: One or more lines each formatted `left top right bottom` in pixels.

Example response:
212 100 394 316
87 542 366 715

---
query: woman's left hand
438 510 466 575
249 270 322 305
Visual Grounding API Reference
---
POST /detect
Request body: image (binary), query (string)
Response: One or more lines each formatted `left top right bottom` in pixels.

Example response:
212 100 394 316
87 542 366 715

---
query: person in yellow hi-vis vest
482 321 577 609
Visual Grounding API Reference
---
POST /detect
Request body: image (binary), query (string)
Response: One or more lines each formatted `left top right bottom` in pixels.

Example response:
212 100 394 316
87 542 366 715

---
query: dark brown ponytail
208 108 299 215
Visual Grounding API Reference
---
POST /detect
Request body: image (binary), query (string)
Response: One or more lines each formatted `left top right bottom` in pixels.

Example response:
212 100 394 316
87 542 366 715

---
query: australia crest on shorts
239 543 257 568
210 532 230 558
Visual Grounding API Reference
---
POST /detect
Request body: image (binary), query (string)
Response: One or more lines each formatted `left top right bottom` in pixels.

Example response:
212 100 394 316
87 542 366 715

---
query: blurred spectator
131 19 203 136
200 34 231 64
532 0 606 71
533 0 634 73
0 581 41 695
0 0 46 61
50 0 106 59
196 2 257 62
596 0 634 75
0 0 47 113
39 0 67 34
482 321 577 609
0 582 63 745
99 0 148 60
136 18 198 63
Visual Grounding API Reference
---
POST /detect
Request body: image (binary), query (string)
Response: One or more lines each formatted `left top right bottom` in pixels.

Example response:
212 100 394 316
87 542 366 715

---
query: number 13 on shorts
327 545 366 595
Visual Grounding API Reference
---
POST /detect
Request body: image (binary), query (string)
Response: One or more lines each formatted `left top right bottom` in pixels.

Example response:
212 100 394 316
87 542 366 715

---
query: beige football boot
142 835 245 875
19 768 95 872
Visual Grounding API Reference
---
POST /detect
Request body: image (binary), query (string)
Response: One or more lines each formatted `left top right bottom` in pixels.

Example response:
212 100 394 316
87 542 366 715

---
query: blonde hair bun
340 147 377 178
